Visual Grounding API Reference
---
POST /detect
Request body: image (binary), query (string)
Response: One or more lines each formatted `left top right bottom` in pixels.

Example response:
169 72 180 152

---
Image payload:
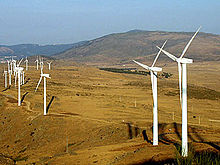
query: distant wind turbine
8 70 12 86
17 58 23 67
133 40 167 146
3 69 7 88
35 71 51 115
6 60 10 72
35 56 39 70
47 61 52 70
14 67 24 106
40 57 44 71
24 56 28 71
157 26 201 157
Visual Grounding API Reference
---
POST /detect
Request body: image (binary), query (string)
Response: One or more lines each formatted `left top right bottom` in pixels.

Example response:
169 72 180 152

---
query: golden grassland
0 60 219 164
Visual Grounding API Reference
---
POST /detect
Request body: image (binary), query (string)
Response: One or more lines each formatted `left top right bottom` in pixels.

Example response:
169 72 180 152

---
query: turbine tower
8 70 12 86
3 69 7 88
24 56 28 71
22 71 25 85
157 27 201 157
133 40 167 146
7 60 10 72
35 56 39 70
14 67 24 106
47 61 52 70
35 71 51 115
40 57 44 71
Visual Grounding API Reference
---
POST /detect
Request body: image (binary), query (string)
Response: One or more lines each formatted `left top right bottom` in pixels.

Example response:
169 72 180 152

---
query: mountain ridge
0 41 88 59
53 30 220 65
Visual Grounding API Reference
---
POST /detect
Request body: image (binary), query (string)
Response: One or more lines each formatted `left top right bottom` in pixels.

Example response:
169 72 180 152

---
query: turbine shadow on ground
21 92 29 104
158 122 220 154
46 96 55 114
24 77 30 85
142 130 152 144
2 86 11 92
158 123 182 154
126 123 140 139
188 127 220 151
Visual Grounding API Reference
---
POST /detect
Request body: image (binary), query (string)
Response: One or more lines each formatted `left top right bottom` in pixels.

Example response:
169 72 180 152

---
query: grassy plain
0 60 219 164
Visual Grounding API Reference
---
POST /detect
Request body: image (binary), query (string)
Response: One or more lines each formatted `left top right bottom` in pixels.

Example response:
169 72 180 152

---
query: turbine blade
152 40 167 67
18 58 23 66
35 76 42 92
180 26 201 59
178 62 182 105
133 60 150 70
156 46 177 61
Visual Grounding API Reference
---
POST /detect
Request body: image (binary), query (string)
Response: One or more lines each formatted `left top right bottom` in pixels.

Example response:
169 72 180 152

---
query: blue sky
0 0 219 45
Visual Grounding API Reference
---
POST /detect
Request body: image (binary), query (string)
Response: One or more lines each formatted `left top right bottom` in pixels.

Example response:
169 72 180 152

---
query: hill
54 30 220 66
0 61 219 164
0 41 88 59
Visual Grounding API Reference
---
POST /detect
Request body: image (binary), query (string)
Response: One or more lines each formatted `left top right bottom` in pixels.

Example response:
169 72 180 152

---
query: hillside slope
54 30 220 65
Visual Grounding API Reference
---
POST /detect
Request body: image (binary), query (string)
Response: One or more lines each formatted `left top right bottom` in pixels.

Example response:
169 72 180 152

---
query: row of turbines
133 27 201 157
2 27 201 158
2 56 53 115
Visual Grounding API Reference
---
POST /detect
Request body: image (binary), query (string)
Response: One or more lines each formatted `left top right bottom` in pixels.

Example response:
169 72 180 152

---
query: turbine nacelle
149 67 162 72
176 58 193 64
14 67 24 73
41 73 51 79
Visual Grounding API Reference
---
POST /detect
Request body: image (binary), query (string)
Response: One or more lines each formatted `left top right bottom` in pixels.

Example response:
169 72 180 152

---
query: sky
0 0 219 45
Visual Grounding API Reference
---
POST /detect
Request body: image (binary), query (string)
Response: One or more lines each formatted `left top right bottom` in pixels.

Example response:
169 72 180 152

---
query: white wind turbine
35 56 39 70
12 59 17 75
47 61 52 70
157 27 201 157
133 40 167 146
22 71 25 85
8 70 12 86
6 60 12 86
10 58 13 72
24 56 28 71
14 58 23 86
3 69 7 88
18 58 23 67
6 60 10 72
35 71 51 115
40 57 44 71
14 67 24 106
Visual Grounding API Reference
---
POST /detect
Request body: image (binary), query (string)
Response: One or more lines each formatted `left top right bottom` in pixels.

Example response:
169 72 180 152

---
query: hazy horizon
0 0 219 45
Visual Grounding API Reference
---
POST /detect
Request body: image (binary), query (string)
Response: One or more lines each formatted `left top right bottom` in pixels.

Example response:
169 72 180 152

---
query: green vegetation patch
99 68 150 75
188 85 220 100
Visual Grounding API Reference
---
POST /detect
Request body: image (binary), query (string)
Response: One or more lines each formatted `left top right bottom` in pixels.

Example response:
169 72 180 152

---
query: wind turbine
14 67 24 106
24 56 28 71
47 61 52 70
133 40 167 146
17 58 23 67
7 59 12 86
6 60 10 72
8 70 12 86
40 57 44 71
157 27 201 157
12 59 17 75
35 56 39 70
10 58 13 72
35 71 51 115
22 71 25 85
3 69 7 88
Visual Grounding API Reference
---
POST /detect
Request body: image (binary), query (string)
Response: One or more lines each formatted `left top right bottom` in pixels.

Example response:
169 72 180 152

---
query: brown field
0 61 220 164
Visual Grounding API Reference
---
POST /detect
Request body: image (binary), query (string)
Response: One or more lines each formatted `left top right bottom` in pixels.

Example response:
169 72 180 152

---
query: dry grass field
0 60 219 164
